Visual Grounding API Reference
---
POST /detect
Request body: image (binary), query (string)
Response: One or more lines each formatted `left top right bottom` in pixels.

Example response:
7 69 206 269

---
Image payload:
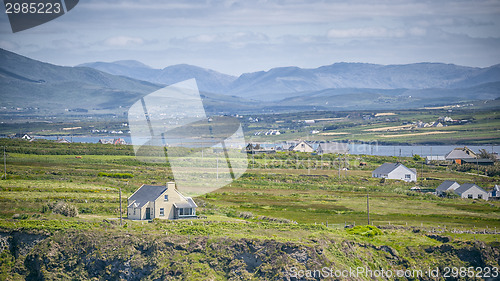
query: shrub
51 202 79 217
238 212 255 219
346 225 383 237
442 190 459 199
12 214 29 220
413 154 423 162
97 172 134 179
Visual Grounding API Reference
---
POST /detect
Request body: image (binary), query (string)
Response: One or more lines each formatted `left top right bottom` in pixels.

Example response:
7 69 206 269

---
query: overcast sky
1 0 500 75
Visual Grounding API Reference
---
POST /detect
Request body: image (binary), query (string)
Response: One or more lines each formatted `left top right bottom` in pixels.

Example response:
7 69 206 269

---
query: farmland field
0 138 499 280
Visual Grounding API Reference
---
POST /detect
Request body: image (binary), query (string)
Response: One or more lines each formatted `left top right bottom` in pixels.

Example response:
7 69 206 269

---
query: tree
478 149 496 161
413 154 423 162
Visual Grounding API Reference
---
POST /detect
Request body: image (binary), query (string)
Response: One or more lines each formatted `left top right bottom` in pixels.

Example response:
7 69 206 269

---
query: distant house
372 163 417 182
435 180 460 195
454 183 489 200
317 142 349 155
98 139 113 144
290 140 314 153
490 185 500 199
113 138 127 145
459 158 494 166
99 138 126 145
127 182 197 220
425 156 446 164
14 133 33 140
445 147 477 162
244 143 276 154
55 137 70 143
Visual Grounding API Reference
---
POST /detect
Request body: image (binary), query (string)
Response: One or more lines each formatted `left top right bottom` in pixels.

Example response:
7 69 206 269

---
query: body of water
33 136 499 157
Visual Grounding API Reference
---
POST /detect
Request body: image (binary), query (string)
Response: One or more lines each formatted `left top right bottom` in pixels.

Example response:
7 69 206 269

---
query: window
405 174 411 179
133 209 136 215
468 194 473 199
179 208 193 216
164 195 168 201
159 208 164 216
478 194 483 199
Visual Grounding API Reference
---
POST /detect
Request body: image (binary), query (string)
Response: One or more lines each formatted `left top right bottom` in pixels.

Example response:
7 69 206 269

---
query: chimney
167 182 176 190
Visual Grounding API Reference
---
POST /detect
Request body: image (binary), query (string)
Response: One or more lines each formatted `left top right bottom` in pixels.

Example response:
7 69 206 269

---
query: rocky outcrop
1 229 499 280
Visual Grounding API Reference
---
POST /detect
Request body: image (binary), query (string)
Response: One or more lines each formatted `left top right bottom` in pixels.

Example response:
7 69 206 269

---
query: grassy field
0 138 498 231
0 138 499 280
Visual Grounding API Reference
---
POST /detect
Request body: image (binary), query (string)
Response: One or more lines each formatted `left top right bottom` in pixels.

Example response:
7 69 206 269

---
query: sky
1 0 500 75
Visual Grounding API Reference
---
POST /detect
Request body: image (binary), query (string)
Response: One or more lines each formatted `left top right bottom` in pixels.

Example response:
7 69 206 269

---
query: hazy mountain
0 49 254 116
78 61 237 95
277 82 500 110
1 49 499 117
226 63 496 100
81 59 500 102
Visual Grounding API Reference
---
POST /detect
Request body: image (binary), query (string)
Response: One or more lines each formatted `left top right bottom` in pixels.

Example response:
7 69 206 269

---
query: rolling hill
1 48 499 117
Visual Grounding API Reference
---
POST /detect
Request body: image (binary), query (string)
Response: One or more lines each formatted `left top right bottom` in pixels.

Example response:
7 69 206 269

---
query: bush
346 225 383 237
98 172 134 179
442 190 459 199
49 202 79 217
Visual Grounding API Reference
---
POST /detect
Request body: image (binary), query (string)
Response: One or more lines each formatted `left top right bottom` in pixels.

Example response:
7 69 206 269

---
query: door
145 208 151 219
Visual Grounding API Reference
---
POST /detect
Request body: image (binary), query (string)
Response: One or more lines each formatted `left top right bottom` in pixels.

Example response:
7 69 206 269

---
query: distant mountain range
79 59 500 102
1 48 499 117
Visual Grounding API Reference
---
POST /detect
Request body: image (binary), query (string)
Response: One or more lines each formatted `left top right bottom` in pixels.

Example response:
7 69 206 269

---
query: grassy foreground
0 139 499 280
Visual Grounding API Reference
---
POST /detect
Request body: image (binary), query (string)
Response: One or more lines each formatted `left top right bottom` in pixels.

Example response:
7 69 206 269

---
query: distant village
10 133 499 202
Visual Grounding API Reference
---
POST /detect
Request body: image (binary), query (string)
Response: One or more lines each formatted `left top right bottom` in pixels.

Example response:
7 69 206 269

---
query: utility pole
3 146 6 180
421 161 424 182
338 156 341 178
367 189 370 225
119 186 123 227
344 155 347 177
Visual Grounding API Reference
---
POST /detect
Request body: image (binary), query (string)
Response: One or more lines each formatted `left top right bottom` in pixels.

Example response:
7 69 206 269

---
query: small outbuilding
489 185 500 199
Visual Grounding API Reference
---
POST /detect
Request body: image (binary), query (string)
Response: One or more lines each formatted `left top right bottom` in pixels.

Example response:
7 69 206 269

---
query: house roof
174 197 197 209
494 185 500 191
445 147 476 160
436 180 460 192
372 163 415 175
128 185 167 208
460 158 494 164
291 140 313 150
426 156 446 161
454 183 486 195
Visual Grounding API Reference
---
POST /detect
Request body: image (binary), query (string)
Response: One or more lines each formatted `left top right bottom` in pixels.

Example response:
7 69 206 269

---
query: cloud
171 31 269 48
327 27 426 39
0 40 20 50
103 36 145 47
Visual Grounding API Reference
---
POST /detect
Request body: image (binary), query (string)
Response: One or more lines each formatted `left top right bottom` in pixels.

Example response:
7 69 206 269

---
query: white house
435 180 460 195
454 183 489 200
372 163 417 182
290 140 315 153
127 182 197 220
